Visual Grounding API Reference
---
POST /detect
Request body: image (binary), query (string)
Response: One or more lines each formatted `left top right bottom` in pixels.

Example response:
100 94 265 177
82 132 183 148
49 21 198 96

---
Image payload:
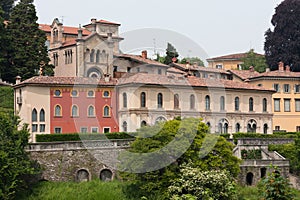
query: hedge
36 132 135 142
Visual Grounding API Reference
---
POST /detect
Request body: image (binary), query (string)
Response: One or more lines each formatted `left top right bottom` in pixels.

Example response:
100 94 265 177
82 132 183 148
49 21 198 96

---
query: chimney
91 18 97 32
249 66 254 72
278 61 284 71
141 50 147 59
265 67 270 72
16 76 21 84
285 65 290 72
77 24 82 39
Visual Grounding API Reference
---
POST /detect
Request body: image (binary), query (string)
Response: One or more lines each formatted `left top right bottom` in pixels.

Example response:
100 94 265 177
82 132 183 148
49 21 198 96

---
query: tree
0 7 9 78
4 0 53 83
164 43 179 65
241 49 268 72
0 112 38 200
264 0 300 71
180 57 205 66
0 0 16 20
119 118 240 198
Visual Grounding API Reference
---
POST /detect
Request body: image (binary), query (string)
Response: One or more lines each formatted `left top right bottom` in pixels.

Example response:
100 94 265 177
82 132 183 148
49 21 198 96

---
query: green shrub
36 132 135 142
0 86 13 109
241 149 262 159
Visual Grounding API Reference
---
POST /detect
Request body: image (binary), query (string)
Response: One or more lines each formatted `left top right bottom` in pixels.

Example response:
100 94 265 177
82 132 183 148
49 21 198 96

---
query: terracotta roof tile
229 70 261 80
97 19 120 25
116 54 169 67
39 24 91 35
171 63 229 74
207 52 264 61
229 69 300 80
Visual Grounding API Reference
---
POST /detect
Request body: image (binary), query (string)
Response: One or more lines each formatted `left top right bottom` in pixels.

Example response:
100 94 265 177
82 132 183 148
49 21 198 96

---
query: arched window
55 105 62 117
157 93 163 108
122 121 127 132
205 95 210 110
247 119 257 133
96 50 100 63
190 94 195 109
220 96 225 111
235 123 240 133
206 122 211 133
90 49 95 62
263 98 267 112
218 118 229 133
263 123 268 134
155 116 166 124
140 92 146 107
88 105 95 117
174 94 179 109
141 121 147 127
123 93 127 108
249 97 254 111
32 108 37 122
235 97 240 111
71 105 78 117
104 106 110 117
40 109 45 122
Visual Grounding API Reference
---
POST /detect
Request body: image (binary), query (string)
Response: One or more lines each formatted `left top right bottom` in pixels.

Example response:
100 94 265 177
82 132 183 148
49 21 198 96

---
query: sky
34 0 283 61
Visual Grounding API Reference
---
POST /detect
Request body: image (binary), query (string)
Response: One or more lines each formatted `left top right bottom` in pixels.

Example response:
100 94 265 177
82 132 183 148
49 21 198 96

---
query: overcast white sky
34 0 283 60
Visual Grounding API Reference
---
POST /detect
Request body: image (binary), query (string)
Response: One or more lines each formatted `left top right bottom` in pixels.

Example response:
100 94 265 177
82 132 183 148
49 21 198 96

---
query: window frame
234 97 239 111
140 92 146 108
157 93 163 108
274 98 281 112
54 105 62 117
284 98 291 112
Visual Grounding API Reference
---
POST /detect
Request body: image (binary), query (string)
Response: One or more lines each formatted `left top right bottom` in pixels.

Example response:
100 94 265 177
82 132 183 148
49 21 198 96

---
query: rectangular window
295 99 300 112
216 64 223 69
284 84 290 93
40 124 45 132
32 124 38 132
295 85 300 93
80 127 88 133
103 127 110 133
274 98 280 112
54 127 62 133
275 126 280 131
273 84 280 92
91 127 98 133
284 99 291 112
296 126 300 132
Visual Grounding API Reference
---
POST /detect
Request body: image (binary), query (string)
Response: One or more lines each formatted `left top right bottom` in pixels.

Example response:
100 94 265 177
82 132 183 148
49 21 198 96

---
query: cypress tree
0 0 16 20
4 0 52 83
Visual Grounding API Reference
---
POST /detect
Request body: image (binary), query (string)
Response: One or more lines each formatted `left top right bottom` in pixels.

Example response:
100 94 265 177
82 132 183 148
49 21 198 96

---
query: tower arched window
122 121 127 132
96 50 100 63
157 93 163 108
263 98 267 112
205 95 210 110
123 93 127 108
235 123 240 133
32 108 37 122
190 94 195 109
54 105 62 117
249 97 254 111
71 105 78 117
104 106 110 117
235 97 239 111
39 109 45 122
140 92 146 107
247 119 257 133
174 94 179 109
90 49 95 62
220 96 225 111
88 105 95 117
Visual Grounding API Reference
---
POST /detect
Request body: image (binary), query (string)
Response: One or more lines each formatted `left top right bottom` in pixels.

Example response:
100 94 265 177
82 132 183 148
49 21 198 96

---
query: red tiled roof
167 67 186 74
207 52 264 61
229 70 261 80
14 76 117 88
229 69 300 80
116 54 169 67
171 63 229 74
97 19 120 25
117 73 274 92
39 24 91 35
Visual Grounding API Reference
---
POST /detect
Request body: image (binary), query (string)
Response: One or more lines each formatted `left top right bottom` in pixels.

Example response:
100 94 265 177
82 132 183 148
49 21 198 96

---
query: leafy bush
36 132 135 142
0 86 13 109
241 149 262 159
167 163 237 200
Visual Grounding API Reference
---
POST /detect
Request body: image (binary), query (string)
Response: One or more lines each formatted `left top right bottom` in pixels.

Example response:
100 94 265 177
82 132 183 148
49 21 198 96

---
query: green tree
264 0 300 71
180 57 205 66
0 7 10 79
241 49 268 72
164 43 179 65
0 0 16 20
4 0 53 83
0 112 38 200
119 118 240 198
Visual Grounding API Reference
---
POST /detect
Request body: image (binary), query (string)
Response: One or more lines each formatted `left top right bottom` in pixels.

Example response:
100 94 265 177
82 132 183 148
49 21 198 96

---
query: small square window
54 127 62 133
284 84 290 93
71 90 78 97
91 127 98 133
32 124 38 132
54 89 62 97
103 127 110 133
87 90 95 97
80 127 88 133
40 124 45 132
103 91 110 97
295 85 300 93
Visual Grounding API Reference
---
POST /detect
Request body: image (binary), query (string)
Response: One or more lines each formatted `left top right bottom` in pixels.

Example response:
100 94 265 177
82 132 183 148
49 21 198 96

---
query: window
275 126 280 131
190 94 195 109
263 124 268 134
174 94 179 109
87 90 95 97
234 97 239 111
284 84 290 93
203 73 208 78
295 85 300 93
71 105 78 117
140 92 146 107
54 105 62 116
103 91 110 97
274 99 280 112
273 84 280 92
71 90 78 97
296 126 300 132
32 108 37 122
263 98 267 112
249 97 254 111
123 93 127 108
158 69 162 74
80 127 88 133
141 121 147 127
53 52 58 66
247 119 257 133
54 89 62 97
205 95 210 110
122 121 127 132
127 67 131 72
90 49 95 62
216 64 223 69
32 124 38 132
54 127 62 133
91 127 98 133
235 123 240 133
157 93 163 108
137 67 140 72
88 105 95 117
284 99 291 112
96 50 100 63
64 49 72 64
295 99 300 112
40 124 45 132
104 106 110 117
220 96 225 111
218 118 228 134
40 109 45 122
103 127 110 133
